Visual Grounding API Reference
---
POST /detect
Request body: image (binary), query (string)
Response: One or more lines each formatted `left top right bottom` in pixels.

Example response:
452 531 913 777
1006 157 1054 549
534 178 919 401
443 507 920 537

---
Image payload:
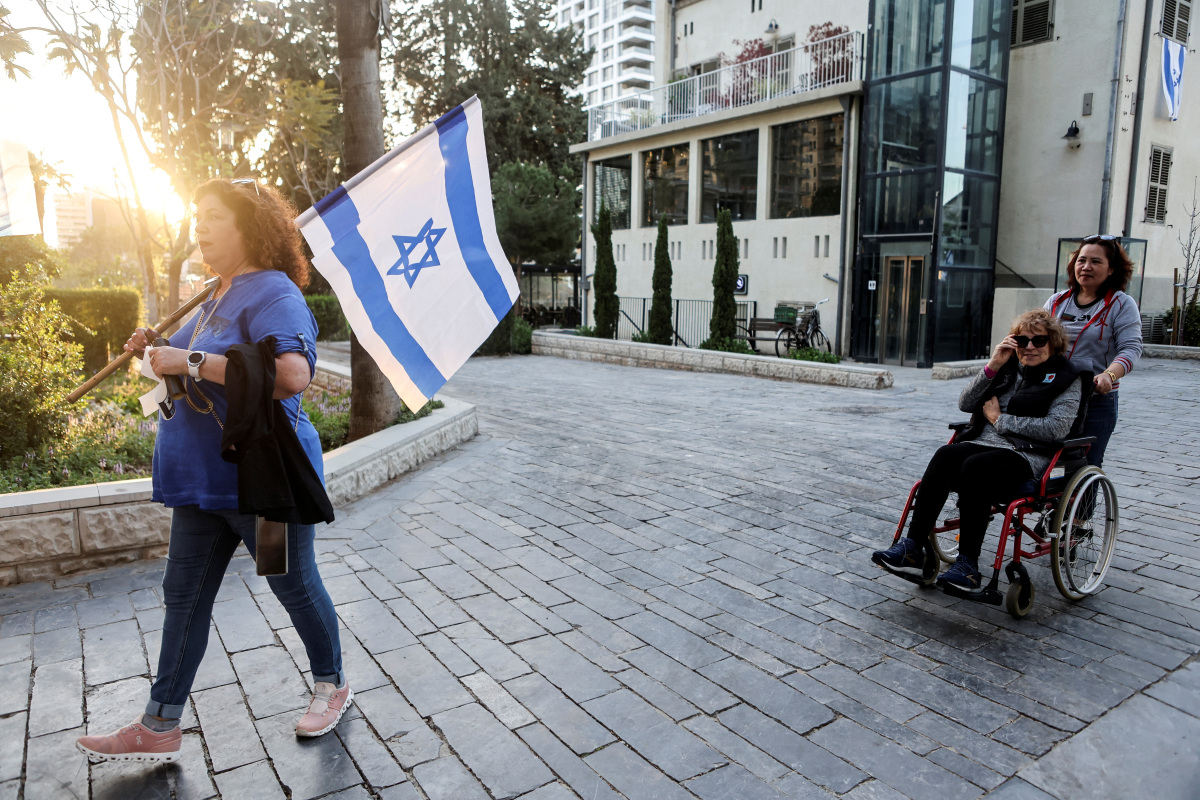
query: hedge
44 288 142 374
306 295 350 341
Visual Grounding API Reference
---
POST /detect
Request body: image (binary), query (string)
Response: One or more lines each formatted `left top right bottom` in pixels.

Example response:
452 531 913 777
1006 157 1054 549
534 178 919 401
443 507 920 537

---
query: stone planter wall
0 396 477 587
532 331 894 390
1143 344 1200 360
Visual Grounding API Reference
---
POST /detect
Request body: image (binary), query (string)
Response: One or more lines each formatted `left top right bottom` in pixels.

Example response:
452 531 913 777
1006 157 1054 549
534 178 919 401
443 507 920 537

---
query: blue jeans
1083 391 1119 468
146 506 343 719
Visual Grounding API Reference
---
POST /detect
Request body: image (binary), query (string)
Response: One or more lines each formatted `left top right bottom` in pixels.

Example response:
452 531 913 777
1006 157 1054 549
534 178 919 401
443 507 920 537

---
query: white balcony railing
587 31 864 142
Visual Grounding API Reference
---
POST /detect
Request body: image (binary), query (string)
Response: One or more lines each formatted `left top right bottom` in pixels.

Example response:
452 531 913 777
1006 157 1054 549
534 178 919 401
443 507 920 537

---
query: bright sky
0 3 184 244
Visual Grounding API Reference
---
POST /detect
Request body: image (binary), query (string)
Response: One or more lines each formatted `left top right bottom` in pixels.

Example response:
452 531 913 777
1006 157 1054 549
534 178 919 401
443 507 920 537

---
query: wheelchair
887 423 1120 620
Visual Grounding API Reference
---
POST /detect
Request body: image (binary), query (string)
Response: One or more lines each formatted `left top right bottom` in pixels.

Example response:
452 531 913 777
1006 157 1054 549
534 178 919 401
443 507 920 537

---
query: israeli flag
1163 38 1186 121
0 140 40 238
296 96 518 410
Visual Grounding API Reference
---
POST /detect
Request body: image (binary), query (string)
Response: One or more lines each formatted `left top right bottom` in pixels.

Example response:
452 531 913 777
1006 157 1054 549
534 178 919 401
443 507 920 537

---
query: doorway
879 255 928 366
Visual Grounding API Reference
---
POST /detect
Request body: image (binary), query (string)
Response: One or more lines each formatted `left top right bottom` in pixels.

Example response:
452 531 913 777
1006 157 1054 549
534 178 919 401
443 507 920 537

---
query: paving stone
718 704 865 794
75 595 135 629
0 712 25 782
421 564 490 599
685 763 791 800
810 663 924 723
682 715 789 782
518 723 622 800
171 732 219 800
462 670 536 728
337 597 418 655
377 643 472 716
582 689 725 780
213 760 287 800
33 604 78 633
0 634 30 667
459 593 547 643
230 645 311 718
617 610 726 668
81 619 146 686
32 625 82 667
512 635 620 702
421 631 479 677
505 672 615 754
376 783 421 800
28 658 82 736
517 783 579 800
324 572 374 605
700 657 833 735
434 702 553 798
450 627 532 681
497 566 573 606
384 595 437 635
550 574 642 619
620 646 738 714
861 659 1017 734
254 709 361 800
927 746 1005 792
193 683 267 773
353 684 423 740
991 716 1071 756
412 755 491 800
387 723 443 768
506 546 579 582
211 596 275 653
682 579 787 626
23 727 89 800
583 742 696 800
554 602 645 652
336 715 407 788
0 659 31 716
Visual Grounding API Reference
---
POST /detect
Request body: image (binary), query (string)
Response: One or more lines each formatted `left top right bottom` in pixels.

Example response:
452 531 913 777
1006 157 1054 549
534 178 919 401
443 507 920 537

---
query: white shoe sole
76 741 180 763
296 687 354 738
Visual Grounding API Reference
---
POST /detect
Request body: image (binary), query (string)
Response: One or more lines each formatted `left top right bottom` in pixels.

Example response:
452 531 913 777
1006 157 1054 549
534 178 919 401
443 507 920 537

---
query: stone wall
0 397 477 587
532 331 894 390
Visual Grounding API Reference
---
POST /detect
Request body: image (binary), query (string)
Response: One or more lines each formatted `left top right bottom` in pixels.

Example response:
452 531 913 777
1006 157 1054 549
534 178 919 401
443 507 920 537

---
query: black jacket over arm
221 337 335 525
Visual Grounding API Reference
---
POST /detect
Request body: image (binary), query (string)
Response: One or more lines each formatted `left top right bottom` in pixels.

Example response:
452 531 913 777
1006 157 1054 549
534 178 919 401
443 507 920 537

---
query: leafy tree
591 203 618 339
0 236 63 284
708 209 739 342
492 160 578 314
0 4 31 79
647 215 674 344
28 152 71 236
60 225 142 289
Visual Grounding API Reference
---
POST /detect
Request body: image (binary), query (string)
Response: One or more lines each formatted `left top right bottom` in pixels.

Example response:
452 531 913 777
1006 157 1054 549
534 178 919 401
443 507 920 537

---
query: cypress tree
647 215 674 345
708 208 739 342
591 203 619 339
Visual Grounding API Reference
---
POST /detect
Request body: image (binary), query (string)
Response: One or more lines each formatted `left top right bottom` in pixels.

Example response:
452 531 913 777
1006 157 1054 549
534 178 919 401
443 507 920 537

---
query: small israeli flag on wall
297 96 518 410
0 140 40 238
1163 38 1186 121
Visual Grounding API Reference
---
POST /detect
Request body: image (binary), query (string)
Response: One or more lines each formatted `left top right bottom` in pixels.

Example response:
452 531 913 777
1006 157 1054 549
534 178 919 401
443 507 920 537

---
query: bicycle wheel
1050 467 1119 601
775 328 799 357
808 329 831 353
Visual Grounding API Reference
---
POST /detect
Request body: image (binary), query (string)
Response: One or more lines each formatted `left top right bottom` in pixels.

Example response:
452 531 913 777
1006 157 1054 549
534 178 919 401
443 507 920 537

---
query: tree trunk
338 0 403 440
166 206 192 315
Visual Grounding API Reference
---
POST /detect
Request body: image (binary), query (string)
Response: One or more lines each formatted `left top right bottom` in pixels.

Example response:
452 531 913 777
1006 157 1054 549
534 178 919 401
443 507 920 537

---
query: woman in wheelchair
872 310 1085 595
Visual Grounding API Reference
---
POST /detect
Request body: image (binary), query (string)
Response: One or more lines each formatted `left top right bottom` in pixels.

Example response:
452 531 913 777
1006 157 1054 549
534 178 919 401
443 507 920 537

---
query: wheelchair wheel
930 529 958 564
1050 466 1119 601
775 328 799 357
1005 562 1036 619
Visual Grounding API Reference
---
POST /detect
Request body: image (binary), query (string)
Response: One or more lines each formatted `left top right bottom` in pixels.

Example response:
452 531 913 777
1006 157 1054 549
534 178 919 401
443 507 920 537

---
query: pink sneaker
296 681 353 737
76 719 182 763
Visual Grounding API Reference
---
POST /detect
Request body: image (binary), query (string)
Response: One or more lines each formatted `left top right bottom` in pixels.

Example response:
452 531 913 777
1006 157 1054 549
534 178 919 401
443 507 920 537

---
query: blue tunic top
152 270 324 510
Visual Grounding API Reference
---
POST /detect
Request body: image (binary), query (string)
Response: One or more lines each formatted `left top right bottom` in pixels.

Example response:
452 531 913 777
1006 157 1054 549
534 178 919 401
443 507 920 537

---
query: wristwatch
187 351 207 381
1104 369 1119 383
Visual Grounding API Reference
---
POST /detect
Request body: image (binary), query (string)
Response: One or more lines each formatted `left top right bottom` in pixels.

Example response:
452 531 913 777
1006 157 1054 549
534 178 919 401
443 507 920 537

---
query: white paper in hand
137 346 168 417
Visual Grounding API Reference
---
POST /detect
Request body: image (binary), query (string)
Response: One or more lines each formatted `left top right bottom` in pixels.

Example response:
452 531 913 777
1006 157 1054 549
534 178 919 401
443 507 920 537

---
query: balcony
617 64 654 89
587 31 864 142
616 44 654 66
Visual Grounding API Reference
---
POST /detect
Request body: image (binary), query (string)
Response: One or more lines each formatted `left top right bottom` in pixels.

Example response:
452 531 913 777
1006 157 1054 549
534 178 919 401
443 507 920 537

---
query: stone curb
931 359 988 380
0 396 477 585
532 331 894 390
1144 344 1200 360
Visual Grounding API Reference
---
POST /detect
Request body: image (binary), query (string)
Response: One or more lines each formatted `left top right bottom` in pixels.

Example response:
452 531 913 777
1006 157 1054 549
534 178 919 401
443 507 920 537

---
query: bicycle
774 298 831 357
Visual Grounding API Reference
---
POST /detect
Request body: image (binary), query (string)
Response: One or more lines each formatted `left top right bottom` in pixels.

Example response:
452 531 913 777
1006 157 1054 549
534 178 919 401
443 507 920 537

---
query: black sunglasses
1014 334 1050 348
1081 234 1117 244
231 178 260 196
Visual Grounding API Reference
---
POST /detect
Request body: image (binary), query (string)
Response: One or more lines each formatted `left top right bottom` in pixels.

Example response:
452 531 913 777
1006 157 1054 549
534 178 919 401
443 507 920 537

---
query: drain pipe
1099 0 1128 234
1123 0 1155 236
836 95 856 356
580 152 589 327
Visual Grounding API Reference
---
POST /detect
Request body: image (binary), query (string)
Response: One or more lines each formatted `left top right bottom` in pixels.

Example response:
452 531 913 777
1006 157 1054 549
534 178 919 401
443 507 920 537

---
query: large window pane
701 130 759 222
863 73 942 174
860 171 938 235
951 0 1006 78
594 156 631 229
643 144 689 226
770 114 844 218
870 0 947 78
933 267 992 361
940 172 998 268
944 73 1003 174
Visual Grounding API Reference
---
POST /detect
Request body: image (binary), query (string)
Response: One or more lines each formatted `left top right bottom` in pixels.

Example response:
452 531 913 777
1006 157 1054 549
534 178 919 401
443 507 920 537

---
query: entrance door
879 256 927 366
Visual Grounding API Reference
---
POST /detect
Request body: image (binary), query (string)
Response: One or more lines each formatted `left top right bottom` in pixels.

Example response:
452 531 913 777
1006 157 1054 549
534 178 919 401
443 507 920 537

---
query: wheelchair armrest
1060 436 1096 449
949 422 970 432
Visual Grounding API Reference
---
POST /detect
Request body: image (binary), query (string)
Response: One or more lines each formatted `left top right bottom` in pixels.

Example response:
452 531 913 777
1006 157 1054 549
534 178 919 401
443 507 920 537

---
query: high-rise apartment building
555 0 656 110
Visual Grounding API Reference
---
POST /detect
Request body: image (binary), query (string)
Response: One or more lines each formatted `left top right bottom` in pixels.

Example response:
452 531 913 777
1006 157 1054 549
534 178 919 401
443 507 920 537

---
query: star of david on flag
296 97 518 410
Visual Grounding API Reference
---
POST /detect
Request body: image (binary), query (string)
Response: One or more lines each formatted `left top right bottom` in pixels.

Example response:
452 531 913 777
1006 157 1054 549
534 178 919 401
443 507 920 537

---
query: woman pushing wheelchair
872 310 1086 596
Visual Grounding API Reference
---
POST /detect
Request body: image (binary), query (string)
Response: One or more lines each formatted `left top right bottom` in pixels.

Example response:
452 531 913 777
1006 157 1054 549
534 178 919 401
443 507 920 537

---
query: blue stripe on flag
434 105 513 322
316 186 447 398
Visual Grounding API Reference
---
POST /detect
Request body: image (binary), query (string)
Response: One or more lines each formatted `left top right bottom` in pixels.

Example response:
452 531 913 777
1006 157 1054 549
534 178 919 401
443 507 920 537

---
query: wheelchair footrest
941 583 1003 606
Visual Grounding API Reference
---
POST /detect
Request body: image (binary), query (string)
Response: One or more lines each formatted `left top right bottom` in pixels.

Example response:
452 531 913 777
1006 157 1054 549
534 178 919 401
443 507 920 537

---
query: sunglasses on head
1014 334 1050 348
1082 234 1117 244
231 178 260 196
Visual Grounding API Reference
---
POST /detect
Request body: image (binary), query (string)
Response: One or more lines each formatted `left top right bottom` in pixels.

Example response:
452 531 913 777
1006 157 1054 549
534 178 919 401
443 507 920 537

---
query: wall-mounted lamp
1062 120 1081 149
765 19 779 35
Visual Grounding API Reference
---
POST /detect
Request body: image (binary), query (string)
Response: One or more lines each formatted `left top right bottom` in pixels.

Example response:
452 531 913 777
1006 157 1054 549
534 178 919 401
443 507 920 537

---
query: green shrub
708 209 739 342
574 325 597 337
44 287 141 374
511 317 533 354
647 216 674 344
91 369 158 416
698 336 756 355
786 347 841 364
631 330 654 343
476 305 515 355
301 383 444 452
0 279 85 467
305 295 350 341
591 203 619 339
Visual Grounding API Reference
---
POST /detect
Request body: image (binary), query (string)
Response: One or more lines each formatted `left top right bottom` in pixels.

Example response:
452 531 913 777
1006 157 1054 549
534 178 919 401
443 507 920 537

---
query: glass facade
594 156 632 229
700 131 759 222
643 144 690 226
855 0 1010 365
770 114 844 218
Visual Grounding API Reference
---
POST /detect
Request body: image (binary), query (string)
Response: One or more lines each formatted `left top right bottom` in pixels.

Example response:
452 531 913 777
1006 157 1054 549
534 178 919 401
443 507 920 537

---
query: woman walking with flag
76 179 351 764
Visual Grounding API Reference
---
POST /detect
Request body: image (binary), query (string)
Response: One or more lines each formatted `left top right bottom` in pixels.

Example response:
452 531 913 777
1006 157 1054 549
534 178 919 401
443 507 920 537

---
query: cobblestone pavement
2 354 1199 800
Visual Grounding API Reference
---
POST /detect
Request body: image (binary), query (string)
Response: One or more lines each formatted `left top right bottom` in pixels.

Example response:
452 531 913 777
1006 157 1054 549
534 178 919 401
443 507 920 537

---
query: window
594 155 632 230
602 86 612 100
770 114 844 218
1146 145 1172 223
602 46 613 61
1163 0 1192 43
700 130 759 223
1011 0 1053 47
603 26 613 42
643 144 690 226
602 67 613 81
588 33 598 49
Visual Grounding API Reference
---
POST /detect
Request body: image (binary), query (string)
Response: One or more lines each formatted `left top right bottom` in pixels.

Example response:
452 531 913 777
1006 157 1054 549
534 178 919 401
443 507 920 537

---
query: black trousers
906 443 1033 564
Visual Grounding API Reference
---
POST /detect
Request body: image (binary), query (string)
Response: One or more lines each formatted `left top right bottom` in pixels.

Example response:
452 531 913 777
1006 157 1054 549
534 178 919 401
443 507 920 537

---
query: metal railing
588 31 863 141
617 297 758 348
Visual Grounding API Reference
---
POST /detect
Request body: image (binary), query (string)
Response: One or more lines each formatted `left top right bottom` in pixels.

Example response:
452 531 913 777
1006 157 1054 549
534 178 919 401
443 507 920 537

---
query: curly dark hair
192 178 312 290
1065 237 1134 295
